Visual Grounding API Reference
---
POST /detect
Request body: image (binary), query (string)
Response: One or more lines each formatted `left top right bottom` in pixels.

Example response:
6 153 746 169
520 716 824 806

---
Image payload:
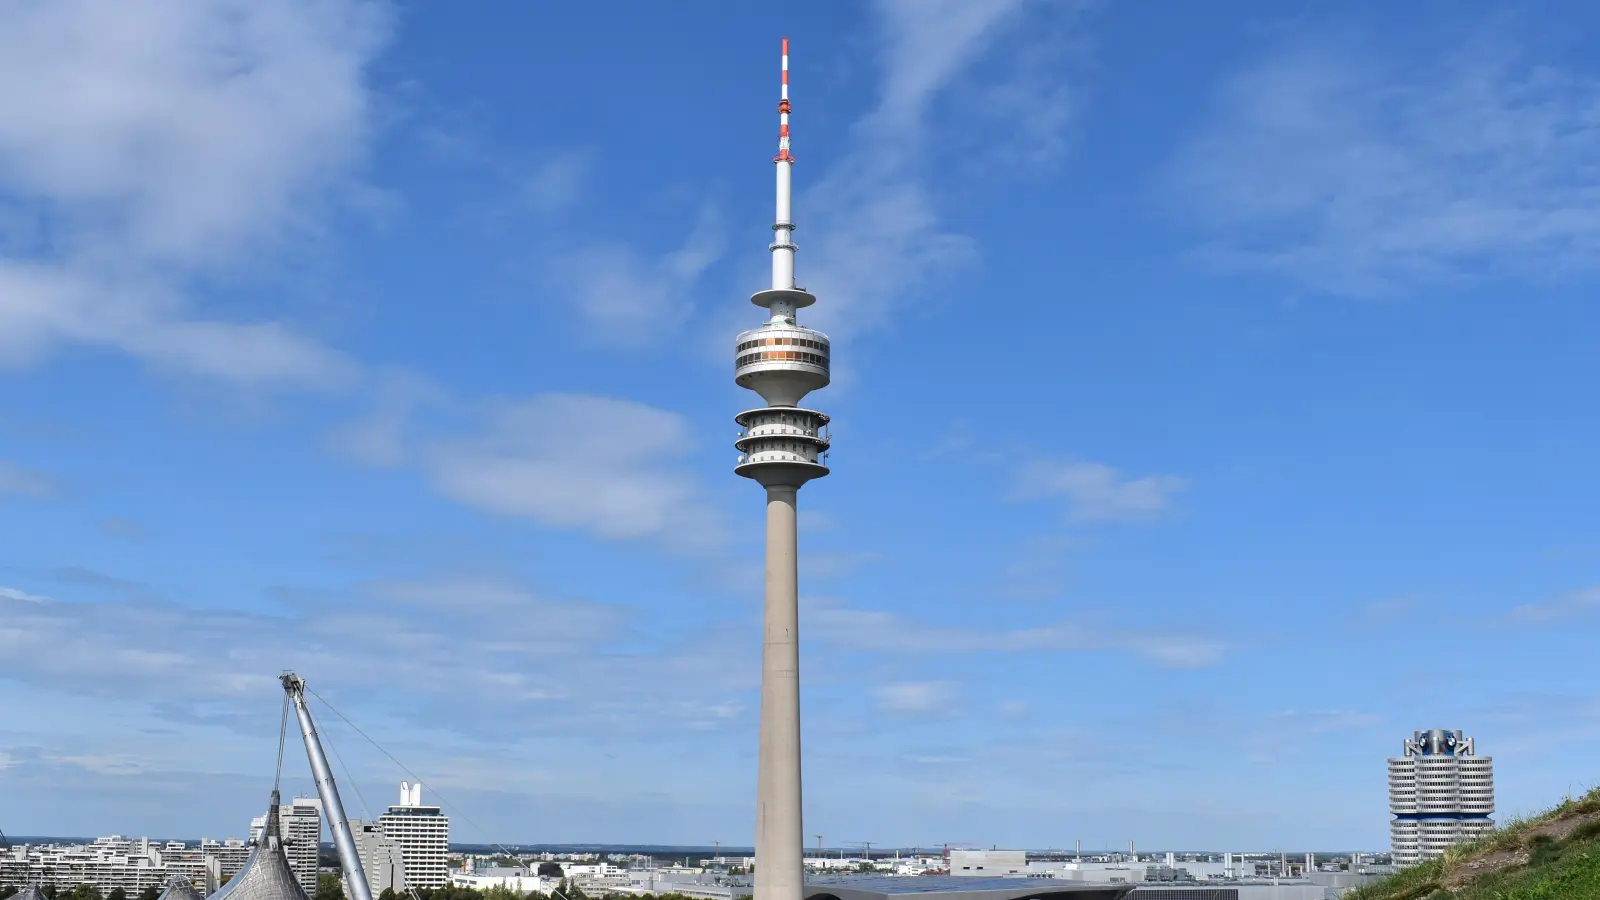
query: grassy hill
1348 787 1600 900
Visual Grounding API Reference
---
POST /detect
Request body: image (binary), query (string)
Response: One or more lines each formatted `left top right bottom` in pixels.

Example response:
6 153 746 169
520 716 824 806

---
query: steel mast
281 672 375 900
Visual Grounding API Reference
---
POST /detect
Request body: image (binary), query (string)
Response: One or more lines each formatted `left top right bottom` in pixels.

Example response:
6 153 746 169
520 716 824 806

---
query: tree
108 888 127 900
378 889 400 900
536 864 563 879
316 874 346 900
136 888 160 900
481 886 521 900
0 886 16 899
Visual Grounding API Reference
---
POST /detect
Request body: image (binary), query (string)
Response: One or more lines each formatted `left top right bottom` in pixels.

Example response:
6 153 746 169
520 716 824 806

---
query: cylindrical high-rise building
1388 729 1495 866
734 38 830 900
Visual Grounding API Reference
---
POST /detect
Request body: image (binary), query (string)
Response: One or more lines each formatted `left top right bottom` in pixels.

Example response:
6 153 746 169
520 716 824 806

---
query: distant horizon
0 838 1391 856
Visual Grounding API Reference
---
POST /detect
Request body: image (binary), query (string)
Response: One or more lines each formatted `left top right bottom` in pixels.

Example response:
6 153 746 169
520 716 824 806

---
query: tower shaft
755 485 803 900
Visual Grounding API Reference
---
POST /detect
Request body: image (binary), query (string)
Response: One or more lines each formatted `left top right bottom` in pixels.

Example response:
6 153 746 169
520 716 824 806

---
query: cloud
1015 460 1187 522
43 754 150 777
0 572 756 743
325 370 446 467
0 461 55 498
874 681 955 715
555 206 724 346
520 153 592 217
1169 35 1600 293
810 601 1228 669
98 517 147 540
421 394 725 549
1505 586 1600 625
0 0 386 384
798 0 1091 338
0 585 50 604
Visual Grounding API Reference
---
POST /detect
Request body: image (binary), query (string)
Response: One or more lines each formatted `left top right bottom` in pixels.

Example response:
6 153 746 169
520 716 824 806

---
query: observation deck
734 406 830 487
734 322 830 408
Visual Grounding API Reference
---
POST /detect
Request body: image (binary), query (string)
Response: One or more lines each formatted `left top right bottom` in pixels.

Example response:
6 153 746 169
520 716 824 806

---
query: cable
323 722 373 823
306 688 526 864
275 692 290 794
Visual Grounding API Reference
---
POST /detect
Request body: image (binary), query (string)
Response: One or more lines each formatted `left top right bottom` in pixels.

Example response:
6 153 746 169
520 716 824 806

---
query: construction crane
844 841 873 860
281 672 375 900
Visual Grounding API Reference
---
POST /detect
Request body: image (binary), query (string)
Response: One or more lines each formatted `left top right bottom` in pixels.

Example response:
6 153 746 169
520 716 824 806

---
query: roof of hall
11 887 47 900
160 876 207 900
206 839 311 900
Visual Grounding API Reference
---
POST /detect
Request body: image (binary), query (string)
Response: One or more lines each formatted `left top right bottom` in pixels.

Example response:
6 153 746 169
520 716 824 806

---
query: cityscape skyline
2 0 1599 854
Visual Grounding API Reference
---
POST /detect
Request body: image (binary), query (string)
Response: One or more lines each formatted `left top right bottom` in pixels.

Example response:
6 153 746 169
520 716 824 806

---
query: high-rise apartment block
351 821 409 895
1389 728 1495 865
250 797 322 893
377 782 449 890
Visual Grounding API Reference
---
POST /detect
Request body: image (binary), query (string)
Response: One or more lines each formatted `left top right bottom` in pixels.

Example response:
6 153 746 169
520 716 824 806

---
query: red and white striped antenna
776 37 792 163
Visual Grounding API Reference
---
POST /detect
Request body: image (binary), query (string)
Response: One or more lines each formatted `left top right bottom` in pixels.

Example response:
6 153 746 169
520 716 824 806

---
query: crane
281 672 374 900
844 842 873 860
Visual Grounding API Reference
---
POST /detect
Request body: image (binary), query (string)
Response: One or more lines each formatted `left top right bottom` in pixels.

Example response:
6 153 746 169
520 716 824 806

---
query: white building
948 850 1027 876
377 782 449 890
1389 728 1495 865
351 821 409 896
0 836 249 893
250 797 322 893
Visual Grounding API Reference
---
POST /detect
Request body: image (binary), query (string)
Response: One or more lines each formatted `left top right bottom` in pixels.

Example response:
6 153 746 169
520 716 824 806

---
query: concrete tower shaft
736 39 825 900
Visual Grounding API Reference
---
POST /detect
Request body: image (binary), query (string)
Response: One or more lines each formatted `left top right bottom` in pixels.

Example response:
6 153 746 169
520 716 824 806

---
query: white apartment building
1389 728 1495 865
0 836 249 893
351 821 409 895
250 797 323 893
377 782 450 890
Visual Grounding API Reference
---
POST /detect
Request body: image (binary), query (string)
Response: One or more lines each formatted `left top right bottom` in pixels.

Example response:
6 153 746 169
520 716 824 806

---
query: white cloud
0 585 50 604
1016 460 1186 522
0 461 55 498
556 206 724 346
423 393 725 549
798 0 1090 338
43 754 150 777
1505 586 1600 625
325 370 445 467
521 153 592 217
0 0 386 384
1170 37 1600 293
810 601 1228 669
0 572 755 741
875 680 954 715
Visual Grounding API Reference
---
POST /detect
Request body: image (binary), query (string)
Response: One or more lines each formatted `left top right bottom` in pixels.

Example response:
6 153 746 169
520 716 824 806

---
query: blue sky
2 0 1599 851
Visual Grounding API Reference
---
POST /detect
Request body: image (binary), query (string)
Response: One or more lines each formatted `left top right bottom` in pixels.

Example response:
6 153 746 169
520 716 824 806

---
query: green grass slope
1348 788 1600 900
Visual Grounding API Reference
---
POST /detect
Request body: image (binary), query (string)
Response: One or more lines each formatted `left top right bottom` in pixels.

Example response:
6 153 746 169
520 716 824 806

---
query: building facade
0 836 248 893
377 782 449 890
351 821 409 895
1389 728 1495 865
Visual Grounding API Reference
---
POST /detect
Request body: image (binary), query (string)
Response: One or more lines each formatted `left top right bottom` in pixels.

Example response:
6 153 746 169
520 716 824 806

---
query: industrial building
1388 729 1495 865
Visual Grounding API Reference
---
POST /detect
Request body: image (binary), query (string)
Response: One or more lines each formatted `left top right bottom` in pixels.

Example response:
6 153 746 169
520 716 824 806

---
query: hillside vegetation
1349 787 1600 900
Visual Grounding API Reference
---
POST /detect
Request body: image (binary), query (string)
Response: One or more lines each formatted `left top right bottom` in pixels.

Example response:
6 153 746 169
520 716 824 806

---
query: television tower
733 37 830 900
